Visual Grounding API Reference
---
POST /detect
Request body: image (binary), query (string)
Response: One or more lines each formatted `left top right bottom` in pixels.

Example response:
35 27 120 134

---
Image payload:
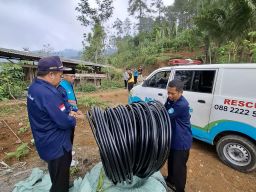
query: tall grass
79 96 108 108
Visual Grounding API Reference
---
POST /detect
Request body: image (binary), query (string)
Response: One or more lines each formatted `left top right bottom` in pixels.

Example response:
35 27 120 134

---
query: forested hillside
76 0 256 68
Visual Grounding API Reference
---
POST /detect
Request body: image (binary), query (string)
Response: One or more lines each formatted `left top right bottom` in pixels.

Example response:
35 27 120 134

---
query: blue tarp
12 163 167 192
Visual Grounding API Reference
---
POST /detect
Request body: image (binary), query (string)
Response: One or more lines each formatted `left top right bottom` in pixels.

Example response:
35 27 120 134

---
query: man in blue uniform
58 68 83 144
27 56 77 192
164 79 192 192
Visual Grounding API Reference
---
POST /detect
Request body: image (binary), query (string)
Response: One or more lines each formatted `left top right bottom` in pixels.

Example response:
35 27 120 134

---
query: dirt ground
0 89 256 192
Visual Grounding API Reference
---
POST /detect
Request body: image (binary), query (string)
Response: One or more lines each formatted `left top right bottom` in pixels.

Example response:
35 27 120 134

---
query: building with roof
0 48 107 86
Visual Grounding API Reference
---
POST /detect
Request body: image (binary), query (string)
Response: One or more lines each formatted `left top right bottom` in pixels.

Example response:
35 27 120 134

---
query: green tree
170 0 197 31
244 31 256 62
151 0 165 20
113 18 123 37
76 0 114 63
123 18 132 37
139 17 155 33
128 0 151 32
195 0 256 63
164 5 178 37
76 0 113 26
83 23 105 63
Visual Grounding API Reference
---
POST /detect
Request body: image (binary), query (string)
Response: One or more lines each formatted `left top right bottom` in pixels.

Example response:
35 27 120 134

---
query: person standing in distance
164 79 192 192
27 56 77 192
123 68 129 89
127 68 134 92
138 65 143 82
133 68 139 84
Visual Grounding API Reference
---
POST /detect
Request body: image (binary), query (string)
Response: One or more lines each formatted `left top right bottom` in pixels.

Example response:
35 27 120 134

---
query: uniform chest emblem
168 108 174 114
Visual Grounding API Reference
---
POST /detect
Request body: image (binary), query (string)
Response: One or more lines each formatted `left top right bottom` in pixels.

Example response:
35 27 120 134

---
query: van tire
216 135 256 172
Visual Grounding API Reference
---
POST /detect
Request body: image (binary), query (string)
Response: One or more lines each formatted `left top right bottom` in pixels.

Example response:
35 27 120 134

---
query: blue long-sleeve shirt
58 80 78 112
27 78 76 161
164 96 192 150
133 70 139 77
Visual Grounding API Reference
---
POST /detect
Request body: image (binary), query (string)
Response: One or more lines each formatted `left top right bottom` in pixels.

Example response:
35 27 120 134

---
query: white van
129 64 256 172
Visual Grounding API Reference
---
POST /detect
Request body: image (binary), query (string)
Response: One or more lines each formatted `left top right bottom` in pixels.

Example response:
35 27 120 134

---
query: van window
143 70 171 89
175 70 215 93
174 70 193 91
192 71 215 93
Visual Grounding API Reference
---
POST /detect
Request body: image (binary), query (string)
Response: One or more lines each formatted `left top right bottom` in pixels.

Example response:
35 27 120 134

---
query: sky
0 0 174 51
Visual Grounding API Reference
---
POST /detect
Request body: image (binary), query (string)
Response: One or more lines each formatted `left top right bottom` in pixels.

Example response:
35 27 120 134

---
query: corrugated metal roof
0 47 106 68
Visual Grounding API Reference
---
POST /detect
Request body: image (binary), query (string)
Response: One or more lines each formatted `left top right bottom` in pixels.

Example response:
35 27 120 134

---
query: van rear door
173 69 217 141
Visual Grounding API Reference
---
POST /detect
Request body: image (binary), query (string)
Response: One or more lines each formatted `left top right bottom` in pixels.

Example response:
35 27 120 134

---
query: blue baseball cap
38 56 71 72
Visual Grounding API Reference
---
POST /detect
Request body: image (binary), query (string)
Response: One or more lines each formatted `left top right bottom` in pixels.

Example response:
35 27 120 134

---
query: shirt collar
168 95 183 103
35 78 59 94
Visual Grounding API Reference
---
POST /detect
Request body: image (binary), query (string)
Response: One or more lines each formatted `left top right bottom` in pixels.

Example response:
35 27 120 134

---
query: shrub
79 96 108 108
100 80 123 89
0 63 26 100
70 166 79 176
76 83 97 93
5 143 29 160
18 127 28 134
102 67 123 81
157 55 170 62
144 56 157 65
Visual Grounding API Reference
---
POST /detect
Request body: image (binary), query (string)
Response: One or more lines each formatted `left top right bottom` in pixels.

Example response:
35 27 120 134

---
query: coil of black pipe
86 100 172 184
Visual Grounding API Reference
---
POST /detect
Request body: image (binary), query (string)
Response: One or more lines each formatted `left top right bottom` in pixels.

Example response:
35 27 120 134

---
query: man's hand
69 111 76 117
75 110 85 119
69 110 84 119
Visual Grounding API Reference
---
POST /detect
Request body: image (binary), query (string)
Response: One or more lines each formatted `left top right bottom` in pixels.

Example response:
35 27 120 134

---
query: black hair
37 70 61 77
168 79 184 92
37 70 50 77
63 68 75 74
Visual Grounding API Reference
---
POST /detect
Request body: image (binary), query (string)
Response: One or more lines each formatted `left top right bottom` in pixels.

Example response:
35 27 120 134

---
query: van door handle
158 93 163 96
198 100 205 103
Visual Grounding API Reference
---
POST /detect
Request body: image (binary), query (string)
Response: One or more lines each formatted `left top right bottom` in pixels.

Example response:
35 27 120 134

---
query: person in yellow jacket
127 69 134 92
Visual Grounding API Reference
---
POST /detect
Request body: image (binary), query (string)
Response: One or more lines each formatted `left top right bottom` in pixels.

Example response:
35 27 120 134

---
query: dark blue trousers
166 149 190 192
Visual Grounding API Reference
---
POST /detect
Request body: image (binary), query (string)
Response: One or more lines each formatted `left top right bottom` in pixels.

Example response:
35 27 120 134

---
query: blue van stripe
192 121 256 144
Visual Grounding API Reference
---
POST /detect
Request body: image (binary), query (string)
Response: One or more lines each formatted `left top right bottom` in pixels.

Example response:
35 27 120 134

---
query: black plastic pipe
86 100 171 184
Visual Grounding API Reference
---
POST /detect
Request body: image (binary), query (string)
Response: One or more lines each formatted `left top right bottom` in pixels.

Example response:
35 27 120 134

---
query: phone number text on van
213 99 256 117
214 104 256 117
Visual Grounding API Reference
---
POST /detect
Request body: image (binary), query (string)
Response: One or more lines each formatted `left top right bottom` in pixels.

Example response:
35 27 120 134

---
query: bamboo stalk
2 120 21 143
2 120 32 150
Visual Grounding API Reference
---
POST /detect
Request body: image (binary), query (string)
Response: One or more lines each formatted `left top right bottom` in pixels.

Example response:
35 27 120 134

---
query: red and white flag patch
59 104 66 111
